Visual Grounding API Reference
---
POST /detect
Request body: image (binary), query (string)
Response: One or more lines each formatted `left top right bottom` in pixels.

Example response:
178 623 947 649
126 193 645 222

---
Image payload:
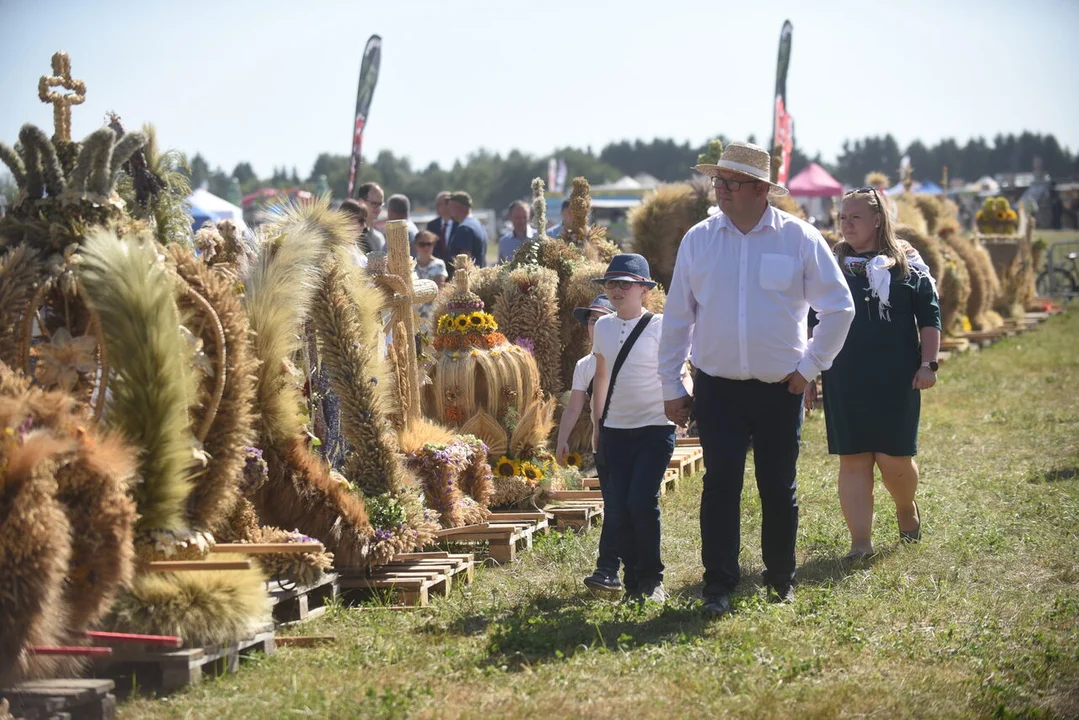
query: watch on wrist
921 361 939 372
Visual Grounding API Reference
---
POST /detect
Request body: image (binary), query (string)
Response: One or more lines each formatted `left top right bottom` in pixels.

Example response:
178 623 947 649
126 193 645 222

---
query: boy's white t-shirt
592 312 672 429
571 354 597 393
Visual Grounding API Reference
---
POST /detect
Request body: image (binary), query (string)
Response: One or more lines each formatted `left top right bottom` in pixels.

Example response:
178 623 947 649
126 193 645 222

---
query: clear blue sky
1 0 1076 180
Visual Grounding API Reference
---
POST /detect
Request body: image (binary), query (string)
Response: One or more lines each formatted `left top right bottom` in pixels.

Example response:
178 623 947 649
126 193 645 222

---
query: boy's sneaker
767 584 795 604
702 593 731 616
640 582 668 604
583 571 623 597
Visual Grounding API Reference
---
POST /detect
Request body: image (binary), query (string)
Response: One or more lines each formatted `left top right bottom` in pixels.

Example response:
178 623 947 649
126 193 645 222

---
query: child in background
590 254 677 603
555 295 619 596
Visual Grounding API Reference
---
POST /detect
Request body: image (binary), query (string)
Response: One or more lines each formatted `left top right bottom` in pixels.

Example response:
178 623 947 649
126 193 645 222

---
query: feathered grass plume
104 556 269 646
495 266 562 396
315 262 408 496
171 246 258 531
255 436 373 568
531 178 548 237
0 245 46 367
628 178 712 291
398 417 455 455
3 365 139 633
138 124 193 247
245 227 330 444
0 408 73 686
0 141 27 188
20 125 65 198
509 396 556 459
263 195 358 257
248 526 334 587
79 230 197 533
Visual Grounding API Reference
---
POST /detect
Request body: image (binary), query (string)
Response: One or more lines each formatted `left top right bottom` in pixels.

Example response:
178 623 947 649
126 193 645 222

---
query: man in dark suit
425 191 454 263
445 191 487 277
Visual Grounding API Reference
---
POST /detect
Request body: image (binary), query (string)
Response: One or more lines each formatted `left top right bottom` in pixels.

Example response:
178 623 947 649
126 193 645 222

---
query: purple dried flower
514 337 535 354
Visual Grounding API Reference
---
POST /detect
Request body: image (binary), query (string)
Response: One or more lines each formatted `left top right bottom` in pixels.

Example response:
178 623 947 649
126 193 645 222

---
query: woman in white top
554 295 622 596
590 254 676 604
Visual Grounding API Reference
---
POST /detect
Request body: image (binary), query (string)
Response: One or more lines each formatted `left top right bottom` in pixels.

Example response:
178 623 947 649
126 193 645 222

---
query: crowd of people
553 143 941 614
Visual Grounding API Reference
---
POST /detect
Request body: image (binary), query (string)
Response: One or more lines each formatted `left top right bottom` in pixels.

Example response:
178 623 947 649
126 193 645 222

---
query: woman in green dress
807 187 941 561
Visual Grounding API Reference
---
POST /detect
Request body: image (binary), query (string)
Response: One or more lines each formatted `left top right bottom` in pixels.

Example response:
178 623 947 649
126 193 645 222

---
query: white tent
184 188 249 233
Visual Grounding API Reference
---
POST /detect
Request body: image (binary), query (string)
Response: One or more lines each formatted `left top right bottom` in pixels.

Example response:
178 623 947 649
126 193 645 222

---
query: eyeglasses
603 280 640 290
712 176 760 192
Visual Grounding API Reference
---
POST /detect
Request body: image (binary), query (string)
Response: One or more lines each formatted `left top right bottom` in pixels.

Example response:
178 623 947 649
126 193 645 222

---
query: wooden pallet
432 513 549 565
2 678 116 720
581 468 679 494
939 336 970 352
546 499 604 532
669 445 705 476
268 573 339 626
338 552 476 607
94 625 274 695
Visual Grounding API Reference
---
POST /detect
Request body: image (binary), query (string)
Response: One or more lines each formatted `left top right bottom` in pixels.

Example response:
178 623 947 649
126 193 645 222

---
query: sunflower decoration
519 461 544 483
976 196 1020 235
494 455 520 478
564 452 583 468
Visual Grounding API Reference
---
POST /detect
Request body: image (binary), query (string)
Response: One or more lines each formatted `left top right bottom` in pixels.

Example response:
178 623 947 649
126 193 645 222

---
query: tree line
186 131 1079 212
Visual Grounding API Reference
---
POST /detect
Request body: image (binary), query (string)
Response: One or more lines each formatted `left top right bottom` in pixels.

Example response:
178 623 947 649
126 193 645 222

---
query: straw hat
691 142 789 197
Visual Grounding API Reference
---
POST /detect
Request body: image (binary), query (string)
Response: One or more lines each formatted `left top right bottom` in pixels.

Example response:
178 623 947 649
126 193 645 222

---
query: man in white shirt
498 200 535 263
659 142 855 615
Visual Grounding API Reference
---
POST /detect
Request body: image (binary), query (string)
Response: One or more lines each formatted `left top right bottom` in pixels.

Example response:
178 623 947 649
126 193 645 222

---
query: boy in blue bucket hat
587 254 680 603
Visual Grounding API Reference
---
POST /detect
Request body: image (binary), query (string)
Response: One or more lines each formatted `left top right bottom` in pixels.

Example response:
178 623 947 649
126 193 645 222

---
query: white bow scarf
844 249 936 322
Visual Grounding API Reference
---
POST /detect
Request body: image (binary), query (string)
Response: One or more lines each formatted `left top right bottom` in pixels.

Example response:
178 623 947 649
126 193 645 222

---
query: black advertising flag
770 21 794 186
347 34 382 199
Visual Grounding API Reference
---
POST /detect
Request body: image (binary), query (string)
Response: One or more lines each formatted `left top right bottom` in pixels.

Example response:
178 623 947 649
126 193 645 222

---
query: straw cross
38 51 86 142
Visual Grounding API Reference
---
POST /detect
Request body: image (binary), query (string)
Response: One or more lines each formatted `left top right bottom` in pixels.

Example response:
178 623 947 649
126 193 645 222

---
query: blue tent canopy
884 181 944 196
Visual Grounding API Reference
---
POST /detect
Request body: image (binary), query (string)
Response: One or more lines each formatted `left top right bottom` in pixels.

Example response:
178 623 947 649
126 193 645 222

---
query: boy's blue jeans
596 425 676 591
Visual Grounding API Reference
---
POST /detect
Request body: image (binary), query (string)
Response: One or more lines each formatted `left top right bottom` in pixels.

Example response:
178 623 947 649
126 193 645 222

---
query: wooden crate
268 573 339 626
2 678 116 720
546 499 604 532
338 552 475 607
433 513 549 565
93 625 275 695
676 437 701 447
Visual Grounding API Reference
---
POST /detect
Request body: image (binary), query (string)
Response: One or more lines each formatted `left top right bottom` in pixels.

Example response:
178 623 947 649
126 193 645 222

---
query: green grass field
119 311 1079 719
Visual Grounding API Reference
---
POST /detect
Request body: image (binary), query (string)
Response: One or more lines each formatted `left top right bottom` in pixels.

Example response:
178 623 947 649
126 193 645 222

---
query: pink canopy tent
787 163 844 197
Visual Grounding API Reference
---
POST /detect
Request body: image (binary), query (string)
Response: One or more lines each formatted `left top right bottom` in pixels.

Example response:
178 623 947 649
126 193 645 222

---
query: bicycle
1036 251 1078 296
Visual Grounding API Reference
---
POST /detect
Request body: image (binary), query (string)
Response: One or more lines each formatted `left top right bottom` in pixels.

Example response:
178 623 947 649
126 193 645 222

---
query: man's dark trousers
694 371 803 596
